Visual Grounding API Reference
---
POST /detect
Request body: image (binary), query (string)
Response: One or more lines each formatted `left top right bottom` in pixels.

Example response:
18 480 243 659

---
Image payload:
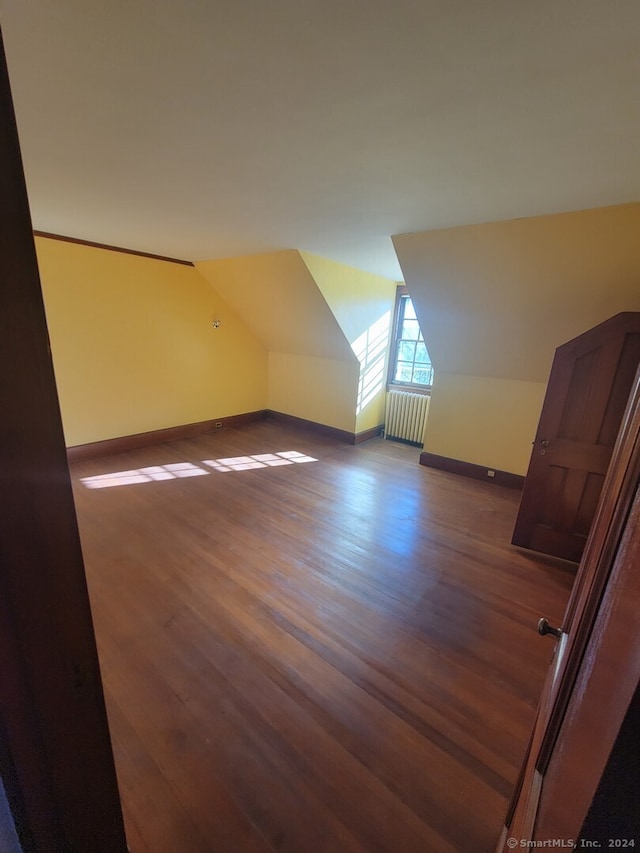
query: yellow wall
300 252 397 434
425 374 547 474
393 204 640 473
268 353 359 433
36 237 267 446
197 251 360 432
196 252 354 359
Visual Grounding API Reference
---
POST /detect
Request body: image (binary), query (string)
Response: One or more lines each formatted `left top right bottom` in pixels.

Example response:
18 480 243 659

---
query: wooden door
498 364 640 849
512 312 640 562
0 29 127 852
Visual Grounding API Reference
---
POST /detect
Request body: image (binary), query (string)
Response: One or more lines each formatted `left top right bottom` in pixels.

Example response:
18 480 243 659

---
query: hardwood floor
70 420 575 853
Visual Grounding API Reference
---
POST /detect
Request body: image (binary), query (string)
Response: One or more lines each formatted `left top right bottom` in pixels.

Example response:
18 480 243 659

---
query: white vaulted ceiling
1 0 639 279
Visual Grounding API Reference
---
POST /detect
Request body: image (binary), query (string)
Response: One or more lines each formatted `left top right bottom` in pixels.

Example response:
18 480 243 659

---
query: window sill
387 383 431 395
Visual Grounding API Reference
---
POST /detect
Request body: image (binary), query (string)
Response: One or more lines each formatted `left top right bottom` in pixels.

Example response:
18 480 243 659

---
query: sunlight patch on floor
80 452 318 488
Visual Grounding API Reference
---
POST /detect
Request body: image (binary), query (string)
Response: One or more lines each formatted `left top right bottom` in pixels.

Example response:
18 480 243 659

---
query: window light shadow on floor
80 452 318 489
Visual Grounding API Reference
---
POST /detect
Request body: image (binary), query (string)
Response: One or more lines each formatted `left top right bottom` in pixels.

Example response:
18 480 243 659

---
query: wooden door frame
537 363 640 772
535 457 640 840
500 365 640 848
0 28 127 852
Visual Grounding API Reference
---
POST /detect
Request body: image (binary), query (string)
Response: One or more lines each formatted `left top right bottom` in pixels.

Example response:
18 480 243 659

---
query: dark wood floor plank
71 421 574 852
104 693 217 853
178 584 503 848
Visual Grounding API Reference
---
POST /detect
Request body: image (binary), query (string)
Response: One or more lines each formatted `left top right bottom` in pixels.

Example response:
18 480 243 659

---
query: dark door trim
0 28 127 852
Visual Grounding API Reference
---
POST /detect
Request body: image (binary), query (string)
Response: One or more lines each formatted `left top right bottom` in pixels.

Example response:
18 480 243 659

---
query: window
389 287 433 389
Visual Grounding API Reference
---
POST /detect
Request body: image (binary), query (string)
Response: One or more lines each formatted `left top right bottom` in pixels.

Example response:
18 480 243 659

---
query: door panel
513 315 640 561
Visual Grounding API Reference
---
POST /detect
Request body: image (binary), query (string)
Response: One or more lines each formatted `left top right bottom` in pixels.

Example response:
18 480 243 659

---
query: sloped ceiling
1 1 639 279
300 252 396 349
394 204 640 383
196 251 355 361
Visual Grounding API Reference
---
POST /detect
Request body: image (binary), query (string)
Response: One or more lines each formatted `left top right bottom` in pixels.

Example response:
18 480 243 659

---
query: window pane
401 319 420 340
395 363 413 383
415 342 429 363
399 340 416 362
413 367 433 385
391 289 434 388
402 297 417 320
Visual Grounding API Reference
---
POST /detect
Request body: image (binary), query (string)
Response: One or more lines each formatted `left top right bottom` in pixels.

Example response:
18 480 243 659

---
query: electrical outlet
487 469 496 478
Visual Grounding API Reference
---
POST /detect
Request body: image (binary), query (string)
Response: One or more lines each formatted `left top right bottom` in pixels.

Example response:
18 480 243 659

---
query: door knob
540 440 550 448
537 617 562 639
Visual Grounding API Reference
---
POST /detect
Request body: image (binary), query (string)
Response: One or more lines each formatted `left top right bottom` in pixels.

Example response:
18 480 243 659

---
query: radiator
384 390 430 445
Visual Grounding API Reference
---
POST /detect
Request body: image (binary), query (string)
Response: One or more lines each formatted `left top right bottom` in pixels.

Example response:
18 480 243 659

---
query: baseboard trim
354 425 384 444
419 451 525 490
265 410 356 444
67 411 267 461
68 411 384 461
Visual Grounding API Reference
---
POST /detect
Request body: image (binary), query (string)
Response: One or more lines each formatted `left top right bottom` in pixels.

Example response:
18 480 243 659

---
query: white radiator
384 390 430 445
